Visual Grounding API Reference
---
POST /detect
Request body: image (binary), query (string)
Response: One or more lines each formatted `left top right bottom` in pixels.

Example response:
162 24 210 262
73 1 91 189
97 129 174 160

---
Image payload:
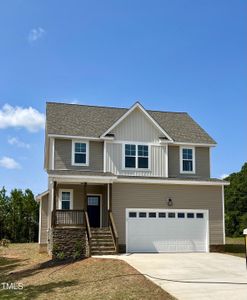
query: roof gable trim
100 102 173 141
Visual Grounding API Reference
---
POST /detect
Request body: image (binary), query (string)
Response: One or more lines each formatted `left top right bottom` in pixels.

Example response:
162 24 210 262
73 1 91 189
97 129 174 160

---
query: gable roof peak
100 100 174 141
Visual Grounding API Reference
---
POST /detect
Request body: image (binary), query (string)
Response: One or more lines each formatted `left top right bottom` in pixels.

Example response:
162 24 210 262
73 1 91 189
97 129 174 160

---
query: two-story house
37 101 228 257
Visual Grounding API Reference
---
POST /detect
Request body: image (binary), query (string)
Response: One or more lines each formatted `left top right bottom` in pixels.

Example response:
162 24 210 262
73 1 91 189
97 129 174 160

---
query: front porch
50 180 118 257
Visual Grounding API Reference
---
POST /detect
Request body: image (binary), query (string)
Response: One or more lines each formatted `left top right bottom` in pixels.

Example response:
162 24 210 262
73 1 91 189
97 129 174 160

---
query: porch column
109 183 112 212
83 182 87 211
52 181 57 227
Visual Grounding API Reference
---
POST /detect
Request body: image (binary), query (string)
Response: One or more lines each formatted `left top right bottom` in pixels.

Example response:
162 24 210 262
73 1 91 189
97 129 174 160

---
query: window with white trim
124 144 149 169
59 190 73 210
72 141 88 165
180 147 195 173
125 144 136 168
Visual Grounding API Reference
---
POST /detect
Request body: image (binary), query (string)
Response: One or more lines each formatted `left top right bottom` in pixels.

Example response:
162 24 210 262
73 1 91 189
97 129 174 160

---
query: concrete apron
93 253 247 300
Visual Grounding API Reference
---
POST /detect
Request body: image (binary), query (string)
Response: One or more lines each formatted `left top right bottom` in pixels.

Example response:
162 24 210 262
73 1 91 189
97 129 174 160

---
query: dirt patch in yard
0 243 175 300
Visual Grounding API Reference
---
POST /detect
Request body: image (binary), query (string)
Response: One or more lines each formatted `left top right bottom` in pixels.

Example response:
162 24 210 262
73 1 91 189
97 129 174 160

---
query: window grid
74 142 87 165
182 148 194 172
61 191 71 210
124 144 149 169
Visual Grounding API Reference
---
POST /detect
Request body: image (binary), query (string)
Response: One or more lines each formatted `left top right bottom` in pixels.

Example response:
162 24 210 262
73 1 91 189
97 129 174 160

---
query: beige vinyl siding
111 107 162 142
54 139 103 171
112 183 223 246
105 142 167 177
168 145 210 178
40 194 49 244
56 184 108 227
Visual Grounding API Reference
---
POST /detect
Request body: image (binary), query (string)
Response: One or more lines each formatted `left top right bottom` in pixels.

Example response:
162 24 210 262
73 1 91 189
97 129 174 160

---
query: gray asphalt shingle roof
46 102 216 144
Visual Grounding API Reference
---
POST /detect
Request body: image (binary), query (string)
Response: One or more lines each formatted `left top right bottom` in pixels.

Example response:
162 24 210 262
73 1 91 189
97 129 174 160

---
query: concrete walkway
95 253 247 300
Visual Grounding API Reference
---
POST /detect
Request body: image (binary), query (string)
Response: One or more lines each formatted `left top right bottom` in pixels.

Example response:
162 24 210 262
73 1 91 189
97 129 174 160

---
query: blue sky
0 0 246 195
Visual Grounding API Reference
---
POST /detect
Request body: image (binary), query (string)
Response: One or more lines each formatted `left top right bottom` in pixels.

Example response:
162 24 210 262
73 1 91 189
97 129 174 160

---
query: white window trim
59 189 73 210
180 146 196 174
71 140 89 166
122 143 151 171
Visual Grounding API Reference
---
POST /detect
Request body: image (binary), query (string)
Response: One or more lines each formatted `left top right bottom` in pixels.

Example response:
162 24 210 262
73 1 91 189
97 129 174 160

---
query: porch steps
91 228 116 255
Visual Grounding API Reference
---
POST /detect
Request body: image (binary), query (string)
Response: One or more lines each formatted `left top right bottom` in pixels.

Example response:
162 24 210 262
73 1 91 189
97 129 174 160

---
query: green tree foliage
225 163 247 236
0 187 39 242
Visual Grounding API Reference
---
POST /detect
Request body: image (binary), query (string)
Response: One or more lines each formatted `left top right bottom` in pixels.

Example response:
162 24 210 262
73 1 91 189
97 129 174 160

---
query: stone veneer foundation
51 227 89 259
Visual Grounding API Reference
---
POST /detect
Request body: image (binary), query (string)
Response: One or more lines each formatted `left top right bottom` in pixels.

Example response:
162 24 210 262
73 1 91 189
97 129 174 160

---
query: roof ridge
46 101 187 114
46 101 128 110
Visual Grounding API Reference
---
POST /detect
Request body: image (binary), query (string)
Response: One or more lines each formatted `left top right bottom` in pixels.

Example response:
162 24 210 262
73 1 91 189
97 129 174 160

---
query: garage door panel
126 209 208 253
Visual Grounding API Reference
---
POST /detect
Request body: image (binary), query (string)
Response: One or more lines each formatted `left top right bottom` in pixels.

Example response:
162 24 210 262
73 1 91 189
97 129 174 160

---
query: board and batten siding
111 107 163 143
105 142 167 177
112 183 224 246
168 145 210 178
54 139 103 171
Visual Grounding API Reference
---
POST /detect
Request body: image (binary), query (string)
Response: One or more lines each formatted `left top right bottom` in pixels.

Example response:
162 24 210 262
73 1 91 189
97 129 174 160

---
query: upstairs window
124 144 149 169
138 145 149 168
72 141 89 166
180 147 195 173
125 144 136 168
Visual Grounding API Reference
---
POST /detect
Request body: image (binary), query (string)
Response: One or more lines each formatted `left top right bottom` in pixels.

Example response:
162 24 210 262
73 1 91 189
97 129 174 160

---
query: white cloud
0 157 21 169
0 104 45 132
220 173 229 179
28 27 45 43
69 100 80 104
8 137 30 149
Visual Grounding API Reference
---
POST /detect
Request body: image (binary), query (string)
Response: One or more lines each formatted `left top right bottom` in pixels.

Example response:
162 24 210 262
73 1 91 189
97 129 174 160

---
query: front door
87 195 100 227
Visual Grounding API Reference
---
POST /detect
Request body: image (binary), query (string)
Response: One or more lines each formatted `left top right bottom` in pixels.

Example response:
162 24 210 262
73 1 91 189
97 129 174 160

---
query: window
180 147 195 173
124 144 149 169
139 212 147 218
178 212 185 218
168 212 176 218
149 212 156 218
88 196 99 206
125 144 136 168
196 213 204 219
59 190 73 210
158 212 166 218
72 141 88 165
187 213 194 218
129 212 137 218
138 145 149 168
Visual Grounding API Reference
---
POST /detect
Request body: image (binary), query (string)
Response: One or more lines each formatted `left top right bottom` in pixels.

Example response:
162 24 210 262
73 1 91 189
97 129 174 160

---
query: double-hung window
125 144 136 168
124 144 149 169
180 147 195 173
72 141 89 165
59 190 73 210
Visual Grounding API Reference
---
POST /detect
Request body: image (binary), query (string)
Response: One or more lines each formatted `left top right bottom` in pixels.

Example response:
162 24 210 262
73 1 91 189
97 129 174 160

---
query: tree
225 162 247 236
0 187 8 239
0 187 39 242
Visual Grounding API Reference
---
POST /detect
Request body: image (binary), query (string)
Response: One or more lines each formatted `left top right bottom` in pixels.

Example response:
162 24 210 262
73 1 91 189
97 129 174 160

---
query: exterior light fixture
167 198 173 207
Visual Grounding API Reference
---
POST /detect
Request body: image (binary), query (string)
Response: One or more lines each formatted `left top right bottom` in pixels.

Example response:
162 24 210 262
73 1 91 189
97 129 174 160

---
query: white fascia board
172 142 217 147
48 134 102 141
35 190 49 202
116 177 229 186
48 174 116 184
100 102 173 141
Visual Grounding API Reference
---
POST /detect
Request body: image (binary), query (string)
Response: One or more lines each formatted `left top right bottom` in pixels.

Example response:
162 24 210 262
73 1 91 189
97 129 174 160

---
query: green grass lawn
225 237 246 258
0 243 175 300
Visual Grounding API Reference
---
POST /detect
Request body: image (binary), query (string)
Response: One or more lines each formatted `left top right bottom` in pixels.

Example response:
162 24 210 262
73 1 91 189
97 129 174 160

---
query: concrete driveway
99 253 247 300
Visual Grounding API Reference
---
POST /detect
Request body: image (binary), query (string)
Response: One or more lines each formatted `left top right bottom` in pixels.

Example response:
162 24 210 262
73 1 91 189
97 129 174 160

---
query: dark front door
87 195 100 227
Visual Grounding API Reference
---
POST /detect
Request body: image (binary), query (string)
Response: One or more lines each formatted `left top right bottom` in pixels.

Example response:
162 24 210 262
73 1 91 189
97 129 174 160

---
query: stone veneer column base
51 227 89 259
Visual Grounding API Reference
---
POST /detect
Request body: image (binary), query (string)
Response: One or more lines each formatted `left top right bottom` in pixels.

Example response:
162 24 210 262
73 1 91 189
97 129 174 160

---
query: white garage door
126 209 209 253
